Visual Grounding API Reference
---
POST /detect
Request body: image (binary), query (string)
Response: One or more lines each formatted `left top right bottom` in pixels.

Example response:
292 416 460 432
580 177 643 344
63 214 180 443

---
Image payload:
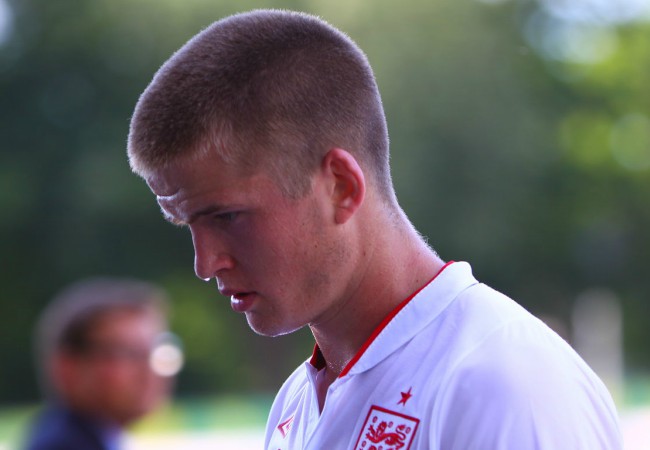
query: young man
24 278 182 450
127 9 622 449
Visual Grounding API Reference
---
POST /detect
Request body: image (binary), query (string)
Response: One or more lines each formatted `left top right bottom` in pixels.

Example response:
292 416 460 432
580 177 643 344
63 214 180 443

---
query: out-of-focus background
1 0 649 448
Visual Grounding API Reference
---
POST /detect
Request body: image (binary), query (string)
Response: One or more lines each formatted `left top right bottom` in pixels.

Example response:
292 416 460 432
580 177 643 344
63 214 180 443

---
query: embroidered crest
354 405 419 450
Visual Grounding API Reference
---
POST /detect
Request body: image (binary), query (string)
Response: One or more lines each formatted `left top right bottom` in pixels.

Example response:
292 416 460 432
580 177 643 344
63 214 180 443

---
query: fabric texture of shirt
265 261 623 449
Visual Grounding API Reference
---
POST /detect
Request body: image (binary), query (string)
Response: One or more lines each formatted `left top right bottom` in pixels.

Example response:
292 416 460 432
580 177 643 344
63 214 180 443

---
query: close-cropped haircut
128 9 392 198
35 277 168 397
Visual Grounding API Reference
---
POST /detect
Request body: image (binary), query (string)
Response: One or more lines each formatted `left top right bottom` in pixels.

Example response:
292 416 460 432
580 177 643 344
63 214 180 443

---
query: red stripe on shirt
309 261 454 373
337 260 454 377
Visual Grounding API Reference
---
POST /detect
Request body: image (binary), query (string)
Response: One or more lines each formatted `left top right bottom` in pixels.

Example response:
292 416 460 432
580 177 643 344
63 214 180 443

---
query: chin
121 399 165 424
118 408 153 426
246 314 304 337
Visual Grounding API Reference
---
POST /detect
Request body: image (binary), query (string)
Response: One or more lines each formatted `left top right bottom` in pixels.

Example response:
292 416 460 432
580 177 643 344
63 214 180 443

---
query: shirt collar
309 261 476 378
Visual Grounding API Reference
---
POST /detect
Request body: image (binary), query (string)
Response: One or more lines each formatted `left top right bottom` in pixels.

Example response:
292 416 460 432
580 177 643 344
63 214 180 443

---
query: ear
50 352 83 396
321 148 366 224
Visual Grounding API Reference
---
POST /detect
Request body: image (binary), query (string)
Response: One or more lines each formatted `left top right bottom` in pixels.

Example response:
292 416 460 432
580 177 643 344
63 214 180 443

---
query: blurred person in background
127 9 622 449
23 277 183 450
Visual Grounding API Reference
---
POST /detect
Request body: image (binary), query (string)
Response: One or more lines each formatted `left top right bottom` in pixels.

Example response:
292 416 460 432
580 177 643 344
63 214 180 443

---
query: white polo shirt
265 262 622 449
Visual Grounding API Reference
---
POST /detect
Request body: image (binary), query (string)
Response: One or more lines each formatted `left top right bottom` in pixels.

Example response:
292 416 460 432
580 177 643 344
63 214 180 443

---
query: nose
191 227 235 280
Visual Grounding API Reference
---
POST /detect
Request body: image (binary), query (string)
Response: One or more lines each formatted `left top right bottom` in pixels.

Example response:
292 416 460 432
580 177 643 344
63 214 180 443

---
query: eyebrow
159 204 228 227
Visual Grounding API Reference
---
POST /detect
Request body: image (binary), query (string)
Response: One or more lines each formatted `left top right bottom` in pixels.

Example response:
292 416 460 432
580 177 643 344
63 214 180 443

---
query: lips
230 292 255 313
218 287 240 298
217 283 257 312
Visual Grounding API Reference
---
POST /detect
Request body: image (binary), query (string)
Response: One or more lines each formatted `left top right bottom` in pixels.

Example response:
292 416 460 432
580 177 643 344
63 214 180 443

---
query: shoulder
268 362 310 416
23 406 107 450
430 307 623 449
264 361 312 445
23 407 66 449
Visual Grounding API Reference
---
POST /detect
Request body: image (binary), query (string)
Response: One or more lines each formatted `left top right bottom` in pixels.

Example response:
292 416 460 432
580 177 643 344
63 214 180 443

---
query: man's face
147 152 352 337
65 309 173 425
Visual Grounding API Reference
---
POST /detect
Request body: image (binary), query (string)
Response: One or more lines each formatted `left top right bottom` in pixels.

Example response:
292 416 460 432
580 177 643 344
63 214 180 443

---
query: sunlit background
1 0 649 448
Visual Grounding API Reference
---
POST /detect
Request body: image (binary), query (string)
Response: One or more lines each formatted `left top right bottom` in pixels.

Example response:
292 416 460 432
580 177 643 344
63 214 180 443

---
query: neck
309 210 444 380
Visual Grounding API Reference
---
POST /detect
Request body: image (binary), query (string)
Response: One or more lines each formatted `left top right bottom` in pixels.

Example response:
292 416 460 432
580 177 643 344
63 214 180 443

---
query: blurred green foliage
0 0 649 405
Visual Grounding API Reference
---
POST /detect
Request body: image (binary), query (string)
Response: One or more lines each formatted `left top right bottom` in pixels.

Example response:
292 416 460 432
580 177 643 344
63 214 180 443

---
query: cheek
95 363 148 392
285 222 343 294
101 365 170 408
230 221 291 270
232 203 336 288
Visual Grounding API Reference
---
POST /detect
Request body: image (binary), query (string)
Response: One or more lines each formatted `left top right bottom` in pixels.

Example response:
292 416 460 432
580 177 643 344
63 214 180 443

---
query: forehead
146 153 280 223
88 308 163 341
148 151 249 199
146 152 243 196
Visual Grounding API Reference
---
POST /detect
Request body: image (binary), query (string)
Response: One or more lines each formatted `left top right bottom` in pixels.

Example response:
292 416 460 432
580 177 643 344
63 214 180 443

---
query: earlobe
51 352 85 395
50 353 75 394
322 148 366 224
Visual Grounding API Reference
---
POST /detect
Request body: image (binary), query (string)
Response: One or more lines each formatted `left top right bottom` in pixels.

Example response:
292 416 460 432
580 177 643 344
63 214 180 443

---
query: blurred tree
533 20 650 370
1 0 649 405
0 0 316 404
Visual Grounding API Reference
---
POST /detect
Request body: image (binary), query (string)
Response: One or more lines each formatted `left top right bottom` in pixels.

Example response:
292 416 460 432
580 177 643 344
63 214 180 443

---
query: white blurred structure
127 429 265 450
572 288 624 402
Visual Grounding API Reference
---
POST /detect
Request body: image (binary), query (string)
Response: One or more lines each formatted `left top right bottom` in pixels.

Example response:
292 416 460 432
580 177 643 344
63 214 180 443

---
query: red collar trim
309 261 455 376
309 343 327 370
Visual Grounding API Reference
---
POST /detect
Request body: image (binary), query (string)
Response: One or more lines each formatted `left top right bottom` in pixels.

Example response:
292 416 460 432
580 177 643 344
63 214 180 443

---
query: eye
214 211 239 223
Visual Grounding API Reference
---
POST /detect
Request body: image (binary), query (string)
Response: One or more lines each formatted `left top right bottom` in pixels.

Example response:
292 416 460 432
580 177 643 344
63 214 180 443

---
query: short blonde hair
128 9 391 198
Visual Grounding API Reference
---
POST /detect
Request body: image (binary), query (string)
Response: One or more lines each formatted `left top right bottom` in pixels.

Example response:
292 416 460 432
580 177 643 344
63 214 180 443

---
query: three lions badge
354 405 420 449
